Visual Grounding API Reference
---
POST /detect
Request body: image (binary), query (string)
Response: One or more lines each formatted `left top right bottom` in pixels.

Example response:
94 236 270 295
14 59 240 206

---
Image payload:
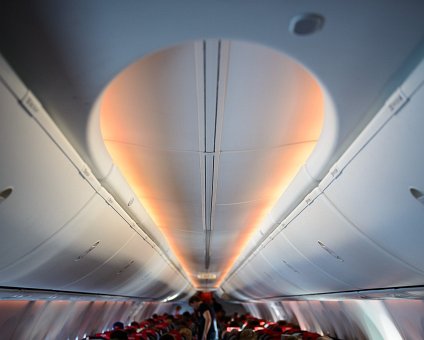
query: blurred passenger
113 321 125 330
189 295 218 340
160 333 176 340
179 327 193 340
239 329 257 340
110 321 128 340
175 304 182 317
131 321 140 329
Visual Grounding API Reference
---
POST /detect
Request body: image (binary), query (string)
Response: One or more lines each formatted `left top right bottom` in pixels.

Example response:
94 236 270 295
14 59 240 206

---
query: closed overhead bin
0 79 95 272
259 227 353 295
0 193 135 291
323 81 424 275
282 192 424 289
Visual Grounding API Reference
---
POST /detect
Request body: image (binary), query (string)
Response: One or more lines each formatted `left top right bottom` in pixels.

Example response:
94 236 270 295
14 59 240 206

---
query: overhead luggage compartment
0 193 136 290
64 234 185 299
323 74 424 274
281 191 424 290
223 271 265 300
236 253 308 298
257 227 353 295
0 77 95 272
0 56 191 298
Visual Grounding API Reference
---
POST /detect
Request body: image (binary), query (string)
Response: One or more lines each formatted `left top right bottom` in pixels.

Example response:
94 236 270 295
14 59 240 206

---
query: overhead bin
0 79 95 271
0 56 190 297
221 275 248 301
63 231 157 295
245 253 308 298
64 234 187 298
323 77 424 274
124 258 184 300
282 191 424 290
224 270 266 300
259 228 353 294
0 193 135 290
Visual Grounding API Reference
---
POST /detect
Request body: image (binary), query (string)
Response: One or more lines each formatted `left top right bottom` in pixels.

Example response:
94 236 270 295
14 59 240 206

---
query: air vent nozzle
290 13 325 36
0 187 13 204
410 187 424 205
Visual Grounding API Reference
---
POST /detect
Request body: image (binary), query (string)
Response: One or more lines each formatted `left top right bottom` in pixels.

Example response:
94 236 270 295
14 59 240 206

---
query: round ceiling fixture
290 13 325 36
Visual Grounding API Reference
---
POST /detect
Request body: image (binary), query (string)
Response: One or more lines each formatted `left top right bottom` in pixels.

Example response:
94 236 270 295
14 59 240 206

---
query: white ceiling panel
216 142 316 204
213 199 269 231
104 144 202 203
101 42 200 151
98 40 323 286
160 228 204 248
151 201 203 230
221 41 324 151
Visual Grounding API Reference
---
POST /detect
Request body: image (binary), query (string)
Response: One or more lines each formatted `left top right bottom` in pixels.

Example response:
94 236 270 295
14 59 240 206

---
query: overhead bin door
229 266 268 300
64 235 188 298
282 193 424 289
137 257 189 299
222 273 244 299
63 233 156 295
324 83 424 274
242 253 307 298
0 193 135 290
0 80 95 271
260 229 352 294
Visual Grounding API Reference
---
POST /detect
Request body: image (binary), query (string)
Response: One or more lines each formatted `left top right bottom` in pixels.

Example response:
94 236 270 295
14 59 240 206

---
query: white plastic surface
283 194 424 289
64 234 187 298
0 53 26 99
324 82 424 273
251 253 307 297
259 232 353 294
101 165 171 251
0 194 135 289
64 233 156 295
0 80 95 271
401 57 424 97
229 267 271 300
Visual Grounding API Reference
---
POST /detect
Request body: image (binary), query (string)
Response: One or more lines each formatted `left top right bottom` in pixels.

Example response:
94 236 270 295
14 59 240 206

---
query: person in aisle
188 295 218 340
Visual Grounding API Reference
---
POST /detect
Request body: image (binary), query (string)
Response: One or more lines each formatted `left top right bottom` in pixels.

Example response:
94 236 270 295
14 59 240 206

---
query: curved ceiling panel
100 39 325 288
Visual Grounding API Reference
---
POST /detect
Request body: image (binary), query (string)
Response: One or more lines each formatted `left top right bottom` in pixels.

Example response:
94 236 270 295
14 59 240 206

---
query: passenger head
188 295 202 310
179 327 193 340
246 319 260 329
131 321 140 328
239 329 257 340
182 311 191 319
113 321 125 330
276 320 287 326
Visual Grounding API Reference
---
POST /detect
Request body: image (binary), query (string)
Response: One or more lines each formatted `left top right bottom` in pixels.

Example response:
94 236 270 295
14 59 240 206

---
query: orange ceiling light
99 39 325 289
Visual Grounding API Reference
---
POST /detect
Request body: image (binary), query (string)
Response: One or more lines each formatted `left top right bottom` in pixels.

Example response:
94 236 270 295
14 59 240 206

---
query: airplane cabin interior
0 1 424 339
